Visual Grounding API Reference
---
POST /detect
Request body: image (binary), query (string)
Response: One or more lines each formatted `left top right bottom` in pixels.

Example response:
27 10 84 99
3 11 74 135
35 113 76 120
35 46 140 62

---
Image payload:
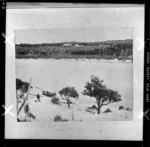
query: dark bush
103 108 112 113
125 108 130 111
119 106 125 110
51 97 60 105
54 115 68 122
92 105 97 109
16 78 30 92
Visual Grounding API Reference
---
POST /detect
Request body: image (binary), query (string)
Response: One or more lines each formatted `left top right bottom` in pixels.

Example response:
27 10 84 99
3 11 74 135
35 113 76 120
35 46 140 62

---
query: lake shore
16 58 133 63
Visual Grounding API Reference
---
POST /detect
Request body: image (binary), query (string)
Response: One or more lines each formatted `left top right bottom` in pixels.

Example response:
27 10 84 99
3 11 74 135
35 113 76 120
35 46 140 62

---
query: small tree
59 87 79 108
82 75 121 114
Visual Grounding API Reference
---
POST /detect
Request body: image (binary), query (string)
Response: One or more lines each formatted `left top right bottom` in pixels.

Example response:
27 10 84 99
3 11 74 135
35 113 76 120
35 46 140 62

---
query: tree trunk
67 100 71 108
97 103 102 114
66 96 71 108
98 107 100 114
97 106 101 114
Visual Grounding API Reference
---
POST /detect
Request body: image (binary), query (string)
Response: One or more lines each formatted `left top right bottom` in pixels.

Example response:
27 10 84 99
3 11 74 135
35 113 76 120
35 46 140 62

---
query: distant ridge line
15 39 133 46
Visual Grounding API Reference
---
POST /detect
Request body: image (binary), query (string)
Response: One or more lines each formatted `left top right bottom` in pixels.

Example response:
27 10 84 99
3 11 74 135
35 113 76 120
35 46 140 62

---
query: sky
15 28 133 44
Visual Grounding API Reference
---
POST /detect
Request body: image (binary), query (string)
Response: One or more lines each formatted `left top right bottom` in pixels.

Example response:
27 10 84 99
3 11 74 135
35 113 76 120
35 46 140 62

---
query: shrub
103 108 112 113
119 106 125 110
92 105 97 109
125 108 130 111
51 97 60 105
16 78 30 92
54 115 68 122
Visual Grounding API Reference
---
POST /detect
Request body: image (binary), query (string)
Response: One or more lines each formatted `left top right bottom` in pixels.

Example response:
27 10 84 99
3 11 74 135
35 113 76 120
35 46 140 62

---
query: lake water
16 59 133 108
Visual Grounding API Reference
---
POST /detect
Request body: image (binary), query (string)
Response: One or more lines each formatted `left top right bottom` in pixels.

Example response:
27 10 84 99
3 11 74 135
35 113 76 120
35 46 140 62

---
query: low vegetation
15 39 133 60
103 108 112 113
51 97 60 105
16 78 31 92
54 115 69 122
16 74 125 122
119 106 125 110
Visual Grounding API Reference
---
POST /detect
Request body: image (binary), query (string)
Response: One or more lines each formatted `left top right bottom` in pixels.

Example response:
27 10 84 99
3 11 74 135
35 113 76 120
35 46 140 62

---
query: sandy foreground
16 59 133 122
18 87 133 122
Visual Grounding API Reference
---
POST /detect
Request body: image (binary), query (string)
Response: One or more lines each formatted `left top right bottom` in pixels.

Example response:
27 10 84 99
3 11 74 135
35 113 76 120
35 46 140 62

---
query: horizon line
15 39 133 45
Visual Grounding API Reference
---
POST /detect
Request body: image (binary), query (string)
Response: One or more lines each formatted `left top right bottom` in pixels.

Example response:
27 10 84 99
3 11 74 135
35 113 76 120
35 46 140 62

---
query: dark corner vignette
0 0 6 146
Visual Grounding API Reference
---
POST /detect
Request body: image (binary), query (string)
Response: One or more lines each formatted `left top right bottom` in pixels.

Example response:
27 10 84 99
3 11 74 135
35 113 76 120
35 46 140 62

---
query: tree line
15 39 133 59
71 44 132 57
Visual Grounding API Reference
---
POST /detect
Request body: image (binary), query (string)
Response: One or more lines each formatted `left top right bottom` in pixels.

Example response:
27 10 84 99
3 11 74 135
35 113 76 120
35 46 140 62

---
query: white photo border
5 4 144 140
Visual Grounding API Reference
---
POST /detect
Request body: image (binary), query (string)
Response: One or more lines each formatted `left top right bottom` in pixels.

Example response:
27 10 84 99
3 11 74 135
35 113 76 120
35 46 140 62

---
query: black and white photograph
16 28 133 122
5 3 144 140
